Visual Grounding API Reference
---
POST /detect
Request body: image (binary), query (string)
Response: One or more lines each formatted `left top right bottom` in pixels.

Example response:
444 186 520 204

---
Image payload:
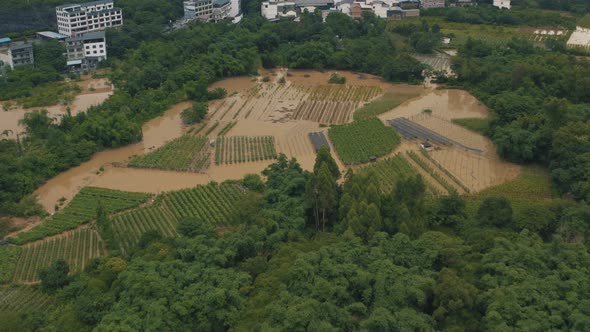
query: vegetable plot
112 206 178 254
356 154 419 194
215 136 277 164
163 183 246 224
9 188 151 245
129 135 210 172
329 118 400 164
0 286 55 313
12 228 106 283
0 246 21 284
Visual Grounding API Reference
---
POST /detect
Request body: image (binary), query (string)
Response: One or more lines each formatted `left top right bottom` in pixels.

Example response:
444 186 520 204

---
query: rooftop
36 31 69 40
9 43 33 51
294 0 334 6
57 0 113 9
0 37 11 44
66 31 106 42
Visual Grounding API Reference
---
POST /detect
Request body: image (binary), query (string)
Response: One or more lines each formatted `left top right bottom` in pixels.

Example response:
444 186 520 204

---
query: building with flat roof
56 0 123 36
65 31 106 71
184 0 240 21
9 44 35 68
421 0 445 9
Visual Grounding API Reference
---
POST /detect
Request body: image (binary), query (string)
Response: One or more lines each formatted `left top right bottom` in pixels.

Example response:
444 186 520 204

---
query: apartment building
421 0 445 9
184 0 239 21
56 0 123 37
65 31 107 71
0 44 36 69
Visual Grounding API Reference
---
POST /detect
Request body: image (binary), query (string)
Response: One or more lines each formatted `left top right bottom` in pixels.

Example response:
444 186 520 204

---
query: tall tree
306 162 338 231
313 145 340 180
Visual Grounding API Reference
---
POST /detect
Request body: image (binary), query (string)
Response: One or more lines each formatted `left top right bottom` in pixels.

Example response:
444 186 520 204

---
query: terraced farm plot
10 188 152 245
355 154 422 194
354 91 420 120
329 118 401 164
112 205 178 254
12 228 106 283
129 135 210 172
0 286 55 313
215 136 277 164
292 85 382 123
163 183 246 224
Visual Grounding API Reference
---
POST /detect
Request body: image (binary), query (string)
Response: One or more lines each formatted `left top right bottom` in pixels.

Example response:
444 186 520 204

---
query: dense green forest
2 4 590 330
3 152 590 330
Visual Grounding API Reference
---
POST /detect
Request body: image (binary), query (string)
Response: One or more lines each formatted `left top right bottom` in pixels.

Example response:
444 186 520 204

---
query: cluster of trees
390 20 443 54
449 37 590 201
423 6 576 28
1 11 427 216
7 151 588 331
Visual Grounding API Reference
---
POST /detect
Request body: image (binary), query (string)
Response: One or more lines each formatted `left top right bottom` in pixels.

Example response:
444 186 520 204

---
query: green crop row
215 136 277 165
329 118 400 164
129 135 209 172
163 183 246 224
8 188 151 245
112 205 178 255
0 286 55 313
12 228 105 283
406 151 457 195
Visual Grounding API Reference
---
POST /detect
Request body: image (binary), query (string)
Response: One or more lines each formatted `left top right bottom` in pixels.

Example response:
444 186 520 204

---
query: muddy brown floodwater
34 101 189 212
0 78 113 139
32 71 512 215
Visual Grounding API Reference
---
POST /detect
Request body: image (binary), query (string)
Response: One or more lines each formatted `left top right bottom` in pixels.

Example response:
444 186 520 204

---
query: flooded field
31 69 518 213
0 77 114 138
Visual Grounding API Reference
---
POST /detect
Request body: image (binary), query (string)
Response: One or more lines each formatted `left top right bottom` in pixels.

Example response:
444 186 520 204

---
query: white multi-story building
421 0 445 9
56 0 123 37
65 31 107 71
184 0 239 21
493 0 510 9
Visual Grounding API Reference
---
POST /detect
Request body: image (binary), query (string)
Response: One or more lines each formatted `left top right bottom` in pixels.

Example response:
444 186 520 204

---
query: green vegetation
356 154 420 193
12 228 105 283
204 122 219 136
17 82 81 108
128 135 209 172
579 14 590 28
9 188 151 244
0 246 21 283
328 73 346 84
329 118 400 164
0 286 54 313
217 121 236 136
162 183 246 224
451 117 491 135
112 206 178 254
215 136 277 164
181 102 208 125
406 150 457 194
354 91 420 120
419 150 471 193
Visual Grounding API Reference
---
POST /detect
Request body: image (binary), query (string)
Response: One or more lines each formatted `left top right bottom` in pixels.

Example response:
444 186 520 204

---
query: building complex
183 0 241 22
56 0 123 37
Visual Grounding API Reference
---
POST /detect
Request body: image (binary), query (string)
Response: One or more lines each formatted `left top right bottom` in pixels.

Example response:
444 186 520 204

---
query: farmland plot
129 135 210 172
12 227 106 283
215 136 277 164
10 188 151 245
355 154 425 194
329 118 400 164
410 113 489 152
112 205 178 254
292 85 382 123
0 246 21 284
163 183 246 224
429 148 520 192
0 286 55 313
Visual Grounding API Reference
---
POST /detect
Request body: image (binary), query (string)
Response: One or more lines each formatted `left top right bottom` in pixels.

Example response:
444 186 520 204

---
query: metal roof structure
66 31 106 42
0 37 11 44
36 31 69 40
